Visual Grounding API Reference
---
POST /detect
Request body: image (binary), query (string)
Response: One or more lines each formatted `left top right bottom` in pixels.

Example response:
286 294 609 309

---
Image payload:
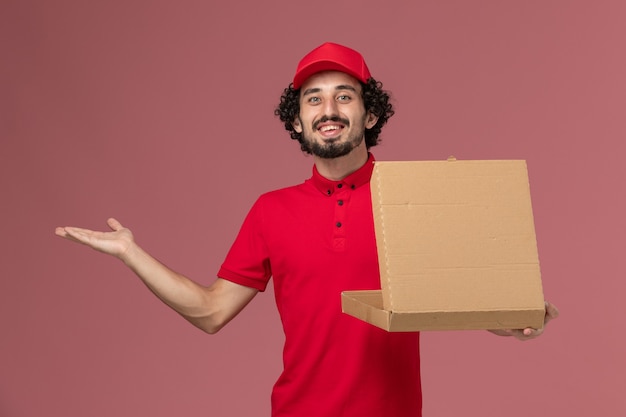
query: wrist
119 240 142 266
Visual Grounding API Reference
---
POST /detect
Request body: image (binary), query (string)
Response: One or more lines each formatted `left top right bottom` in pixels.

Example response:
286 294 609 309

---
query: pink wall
2 1 625 416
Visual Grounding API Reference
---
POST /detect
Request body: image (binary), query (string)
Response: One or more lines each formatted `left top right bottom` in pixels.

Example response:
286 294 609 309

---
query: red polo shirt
218 154 422 417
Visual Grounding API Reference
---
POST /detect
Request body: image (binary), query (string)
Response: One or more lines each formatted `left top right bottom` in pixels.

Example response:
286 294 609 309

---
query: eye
307 96 321 104
337 94 352 102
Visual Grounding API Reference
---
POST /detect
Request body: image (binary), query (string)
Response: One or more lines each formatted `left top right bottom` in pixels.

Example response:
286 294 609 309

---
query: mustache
313 115 350 130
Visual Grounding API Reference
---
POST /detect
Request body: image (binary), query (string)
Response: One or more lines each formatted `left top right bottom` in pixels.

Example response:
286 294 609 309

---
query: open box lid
341 158 546 331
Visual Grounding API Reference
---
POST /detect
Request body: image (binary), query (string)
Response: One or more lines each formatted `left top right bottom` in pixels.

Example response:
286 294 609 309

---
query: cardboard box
341 159 546 332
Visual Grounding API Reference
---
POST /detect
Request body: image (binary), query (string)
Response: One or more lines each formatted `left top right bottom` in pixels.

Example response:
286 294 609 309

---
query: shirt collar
310 153 376 196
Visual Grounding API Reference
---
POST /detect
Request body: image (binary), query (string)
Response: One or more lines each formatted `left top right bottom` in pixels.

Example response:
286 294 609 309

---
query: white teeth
320 125 340 132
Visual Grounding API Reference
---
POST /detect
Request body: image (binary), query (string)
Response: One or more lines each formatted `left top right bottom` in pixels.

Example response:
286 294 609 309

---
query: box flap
370 159 544 314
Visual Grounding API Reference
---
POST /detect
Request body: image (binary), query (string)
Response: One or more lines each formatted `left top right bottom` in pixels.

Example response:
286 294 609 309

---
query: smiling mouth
316 124 343 140
319 124 342 132
315 117 348 138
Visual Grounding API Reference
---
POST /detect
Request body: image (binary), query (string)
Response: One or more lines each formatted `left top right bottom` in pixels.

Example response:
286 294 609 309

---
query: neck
313 142 369 181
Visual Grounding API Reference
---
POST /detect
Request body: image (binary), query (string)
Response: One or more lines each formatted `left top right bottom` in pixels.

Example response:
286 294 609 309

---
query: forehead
299 70 362 93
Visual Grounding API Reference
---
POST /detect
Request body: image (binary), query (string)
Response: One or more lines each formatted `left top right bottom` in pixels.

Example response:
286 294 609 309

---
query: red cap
292 42 371 89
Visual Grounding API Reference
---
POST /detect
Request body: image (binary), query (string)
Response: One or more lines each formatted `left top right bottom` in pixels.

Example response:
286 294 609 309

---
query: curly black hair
274 77 394 151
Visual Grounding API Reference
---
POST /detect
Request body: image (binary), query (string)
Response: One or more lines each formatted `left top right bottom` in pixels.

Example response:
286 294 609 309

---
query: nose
321 97 340 118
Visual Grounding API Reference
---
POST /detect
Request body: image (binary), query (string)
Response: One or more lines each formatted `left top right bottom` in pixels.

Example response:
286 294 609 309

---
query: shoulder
245 181 317 222
256 181 313 204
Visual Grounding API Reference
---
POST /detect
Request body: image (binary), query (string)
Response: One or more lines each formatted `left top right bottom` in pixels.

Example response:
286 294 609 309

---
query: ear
292 115 303 133
365 112 378 129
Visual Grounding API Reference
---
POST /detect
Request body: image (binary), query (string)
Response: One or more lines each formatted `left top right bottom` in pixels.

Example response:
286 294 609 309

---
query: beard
299 115 366 159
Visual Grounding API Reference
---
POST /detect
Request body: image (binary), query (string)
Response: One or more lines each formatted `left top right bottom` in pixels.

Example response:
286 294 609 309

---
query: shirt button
336 222 342 228
351 184 356 190
338 200 344 206
337 184 343 189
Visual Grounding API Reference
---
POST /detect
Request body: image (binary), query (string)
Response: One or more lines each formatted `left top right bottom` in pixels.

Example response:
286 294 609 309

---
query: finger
62 227 91 242
55 227 68 237
54 227 92 246
107 218 124 231
518 327 543 340
523 327 542 336
508 329 526 340
544 301 560 324
55 226 84 240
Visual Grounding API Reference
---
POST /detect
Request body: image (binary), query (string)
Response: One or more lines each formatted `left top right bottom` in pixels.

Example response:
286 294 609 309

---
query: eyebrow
302 84 359 96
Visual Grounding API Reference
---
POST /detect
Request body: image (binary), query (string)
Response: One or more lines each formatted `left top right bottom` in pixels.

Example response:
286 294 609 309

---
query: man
56 42 559 417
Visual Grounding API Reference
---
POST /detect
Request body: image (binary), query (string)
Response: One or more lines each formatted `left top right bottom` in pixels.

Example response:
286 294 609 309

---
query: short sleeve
217 197 271 291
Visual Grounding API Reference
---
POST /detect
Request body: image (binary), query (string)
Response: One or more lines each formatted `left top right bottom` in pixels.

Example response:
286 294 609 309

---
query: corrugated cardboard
341 159 546 331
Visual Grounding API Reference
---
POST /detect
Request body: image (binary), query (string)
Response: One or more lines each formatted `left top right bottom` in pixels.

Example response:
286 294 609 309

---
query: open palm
55 218 134 259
